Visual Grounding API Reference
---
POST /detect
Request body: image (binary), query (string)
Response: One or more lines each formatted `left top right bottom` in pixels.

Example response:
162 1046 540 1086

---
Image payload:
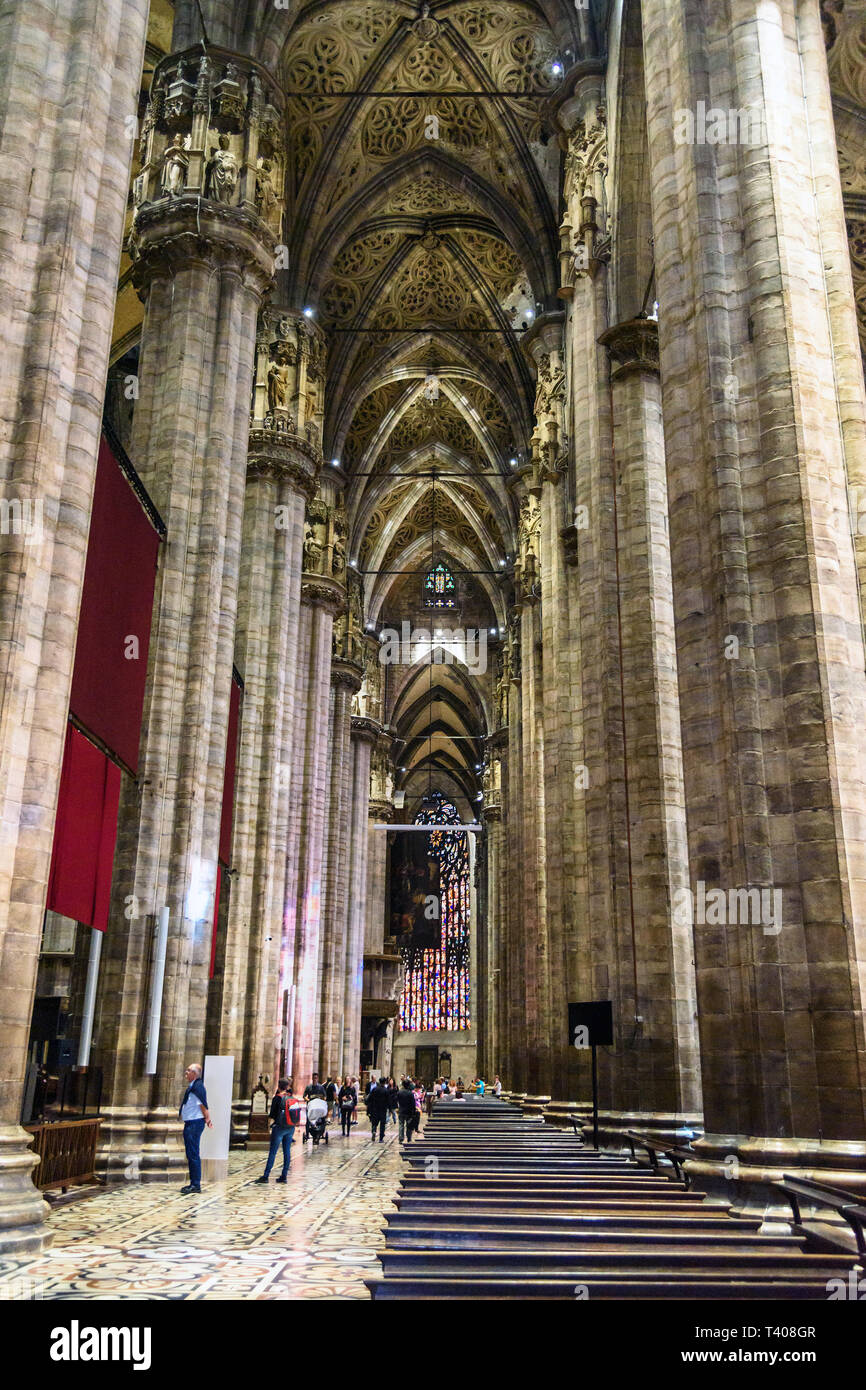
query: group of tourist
177 1062 505 1192
364 1076 426 1142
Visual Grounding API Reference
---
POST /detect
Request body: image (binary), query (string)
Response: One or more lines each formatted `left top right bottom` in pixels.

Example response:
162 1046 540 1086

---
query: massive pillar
549 68 702 1139
0 0 149 1251
343 716 378 1076
643 0 866 1200
522 315 573 1099
94 46 281 1178
213 308 322 1140
318 656 362 1078
597 315 701 1133
502 613 527 1091
285 543 344 1086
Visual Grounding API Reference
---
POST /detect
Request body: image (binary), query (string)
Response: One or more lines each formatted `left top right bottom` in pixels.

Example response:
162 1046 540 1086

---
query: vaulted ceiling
276 0 568 797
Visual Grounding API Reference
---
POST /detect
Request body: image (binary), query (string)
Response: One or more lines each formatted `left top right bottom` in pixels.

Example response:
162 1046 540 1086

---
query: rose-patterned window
423 563 456 609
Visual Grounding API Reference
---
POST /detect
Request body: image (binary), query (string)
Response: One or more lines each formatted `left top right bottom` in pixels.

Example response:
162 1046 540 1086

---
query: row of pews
365 1098 862 1300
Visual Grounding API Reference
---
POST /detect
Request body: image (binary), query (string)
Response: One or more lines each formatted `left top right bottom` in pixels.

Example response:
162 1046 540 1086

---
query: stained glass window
399 792 471 1032
423 562 456 609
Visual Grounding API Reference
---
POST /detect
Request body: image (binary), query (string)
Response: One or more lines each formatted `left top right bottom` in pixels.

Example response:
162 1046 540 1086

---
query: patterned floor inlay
1 1117 409 1301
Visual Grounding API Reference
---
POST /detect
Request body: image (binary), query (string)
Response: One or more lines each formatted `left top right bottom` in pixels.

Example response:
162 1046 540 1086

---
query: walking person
412 1079 424 1138
339 1076 355 1136
178 1063 212 1195
304 1072 326 1101
366 1076 390 1142
387 1077 399 1126
397 1079 417 1143
255 1078 301 1184
350 1076 359 1125
325 1076 338 1121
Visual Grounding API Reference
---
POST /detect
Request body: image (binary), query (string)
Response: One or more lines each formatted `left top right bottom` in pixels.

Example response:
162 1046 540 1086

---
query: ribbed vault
268 0 570 801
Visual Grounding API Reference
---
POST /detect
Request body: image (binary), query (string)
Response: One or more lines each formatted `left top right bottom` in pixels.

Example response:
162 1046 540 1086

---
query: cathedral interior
3 0 866 1311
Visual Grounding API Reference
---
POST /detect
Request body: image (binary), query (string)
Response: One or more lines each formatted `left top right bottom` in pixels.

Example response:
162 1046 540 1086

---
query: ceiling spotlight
303 306 314 318
526 308 534 321
499 558 506 567
509 458 517 468
331 457 340 467
489 627 497 636
552 61 563 76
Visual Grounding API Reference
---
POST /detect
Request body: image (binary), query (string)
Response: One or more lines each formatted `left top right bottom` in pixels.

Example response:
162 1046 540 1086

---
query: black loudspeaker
568 1001 614 1047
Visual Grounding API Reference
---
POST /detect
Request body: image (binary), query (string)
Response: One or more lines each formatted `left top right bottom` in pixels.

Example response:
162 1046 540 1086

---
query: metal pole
144 906 170 1075
285 983 296 1084
77 927 103 1068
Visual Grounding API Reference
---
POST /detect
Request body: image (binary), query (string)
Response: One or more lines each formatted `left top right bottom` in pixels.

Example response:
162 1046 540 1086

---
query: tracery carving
459 231 524 302
344 382 410 469
827 0 866 105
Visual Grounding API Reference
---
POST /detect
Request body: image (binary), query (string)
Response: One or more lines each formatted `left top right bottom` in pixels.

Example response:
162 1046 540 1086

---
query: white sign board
200 1054 234 1180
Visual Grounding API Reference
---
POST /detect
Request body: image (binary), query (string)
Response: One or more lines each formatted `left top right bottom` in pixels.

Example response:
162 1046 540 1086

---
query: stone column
343 717 378 1075
318 662 362 1077
522 315 574 1099
502 614 527 1091
93 48 282 1178
642 0 866 1200
595 315 701 1135
285 572 344 1086
481 799 503 1081
0 0 150 1250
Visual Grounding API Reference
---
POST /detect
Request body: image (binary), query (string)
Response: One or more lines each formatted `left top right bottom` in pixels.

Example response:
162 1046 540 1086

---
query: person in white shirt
178 1063 212 1194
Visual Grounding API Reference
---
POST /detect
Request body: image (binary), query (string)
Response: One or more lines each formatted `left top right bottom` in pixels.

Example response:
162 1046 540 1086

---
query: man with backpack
325 1076 339 1120
255 1078 301 1183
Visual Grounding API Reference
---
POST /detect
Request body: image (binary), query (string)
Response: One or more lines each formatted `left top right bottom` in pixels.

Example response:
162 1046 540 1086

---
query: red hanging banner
47 725 122 931
218 675 241 868
69 436 160 772
210 863 222 981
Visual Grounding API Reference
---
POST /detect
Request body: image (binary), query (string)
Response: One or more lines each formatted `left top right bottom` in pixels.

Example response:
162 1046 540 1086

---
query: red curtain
218 676 241 867
47 725 122 932
69 437 160 772
210 864 222 981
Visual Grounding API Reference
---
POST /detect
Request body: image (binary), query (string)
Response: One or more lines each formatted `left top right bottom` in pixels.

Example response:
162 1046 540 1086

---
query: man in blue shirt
178 1063 212 1194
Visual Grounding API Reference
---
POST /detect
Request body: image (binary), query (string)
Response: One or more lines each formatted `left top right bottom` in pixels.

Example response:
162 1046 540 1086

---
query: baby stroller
303 1095 329 1145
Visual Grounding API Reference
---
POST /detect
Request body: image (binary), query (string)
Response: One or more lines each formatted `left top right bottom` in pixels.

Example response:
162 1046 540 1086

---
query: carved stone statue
331 532 346 577
205 134 238 204
303 496 329 574
303 524 323 574
267 343 291 414
255 157 280 232
160 134 188 197
495 671 508 727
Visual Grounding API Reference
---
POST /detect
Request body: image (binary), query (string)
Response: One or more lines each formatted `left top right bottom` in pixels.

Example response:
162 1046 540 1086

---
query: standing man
325 1076 338 1121
255 1078 300 1184
179 1063 212 1195
304 1073 326 1101
366 1076 390 1142
397 1079 417 1143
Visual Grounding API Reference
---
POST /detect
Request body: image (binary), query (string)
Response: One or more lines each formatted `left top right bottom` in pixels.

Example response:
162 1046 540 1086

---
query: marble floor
0 1116 408 1300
